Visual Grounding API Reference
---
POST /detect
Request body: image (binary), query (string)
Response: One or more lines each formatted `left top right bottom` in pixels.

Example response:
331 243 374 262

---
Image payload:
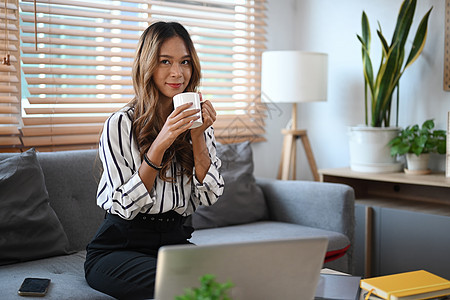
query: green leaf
437 142 446 154
359 12 374 96
404 8 432 69
361 11 371 47
391 0 416 50
377 30 389 57
422 119 434 130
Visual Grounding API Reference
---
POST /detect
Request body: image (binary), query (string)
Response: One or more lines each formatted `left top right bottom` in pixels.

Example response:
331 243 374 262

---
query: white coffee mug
172 92 203 129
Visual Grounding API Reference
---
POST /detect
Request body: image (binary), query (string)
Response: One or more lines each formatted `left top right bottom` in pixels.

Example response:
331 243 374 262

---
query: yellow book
360 270 450 300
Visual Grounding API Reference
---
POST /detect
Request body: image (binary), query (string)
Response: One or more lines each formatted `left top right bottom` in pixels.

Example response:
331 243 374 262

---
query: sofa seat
0 252 113 300
191 221 350 263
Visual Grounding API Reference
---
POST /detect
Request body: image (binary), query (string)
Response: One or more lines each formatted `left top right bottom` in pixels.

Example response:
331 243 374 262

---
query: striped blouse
96 107 224 220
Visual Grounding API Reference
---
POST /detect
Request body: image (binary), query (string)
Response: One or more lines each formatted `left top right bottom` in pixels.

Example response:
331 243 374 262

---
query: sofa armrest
255 177 355 242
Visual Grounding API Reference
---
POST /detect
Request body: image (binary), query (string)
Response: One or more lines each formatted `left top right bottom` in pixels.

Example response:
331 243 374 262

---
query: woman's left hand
191 93 216 136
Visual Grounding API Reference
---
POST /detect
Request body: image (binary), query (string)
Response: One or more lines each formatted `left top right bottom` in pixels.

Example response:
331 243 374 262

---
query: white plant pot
406 153 430 171
348 126 403 173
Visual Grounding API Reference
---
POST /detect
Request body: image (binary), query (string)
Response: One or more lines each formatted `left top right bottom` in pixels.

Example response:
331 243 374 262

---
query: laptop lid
154 237 328 300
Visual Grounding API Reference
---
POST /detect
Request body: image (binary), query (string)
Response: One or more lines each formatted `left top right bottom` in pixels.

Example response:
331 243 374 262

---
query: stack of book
360 270 450 300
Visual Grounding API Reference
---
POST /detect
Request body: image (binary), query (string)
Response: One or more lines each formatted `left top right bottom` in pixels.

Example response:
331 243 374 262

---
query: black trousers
84 211 194 300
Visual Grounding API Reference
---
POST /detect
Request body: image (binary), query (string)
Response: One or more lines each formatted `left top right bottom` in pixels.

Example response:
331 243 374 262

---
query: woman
84 21 224 299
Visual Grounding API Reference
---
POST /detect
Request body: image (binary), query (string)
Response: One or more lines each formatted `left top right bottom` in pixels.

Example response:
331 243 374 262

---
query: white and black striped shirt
96 107 224 220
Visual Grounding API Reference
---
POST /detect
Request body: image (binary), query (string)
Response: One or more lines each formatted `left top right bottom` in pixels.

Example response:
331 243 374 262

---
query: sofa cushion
191 141 268 229
191 221 351 263
36 149 105 252
0 251 113 299
0 149 70 266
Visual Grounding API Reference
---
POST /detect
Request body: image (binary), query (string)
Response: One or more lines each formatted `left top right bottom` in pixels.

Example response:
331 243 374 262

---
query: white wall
253 0 450 179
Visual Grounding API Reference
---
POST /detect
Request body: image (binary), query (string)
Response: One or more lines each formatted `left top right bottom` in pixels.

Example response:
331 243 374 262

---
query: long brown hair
129 21 201 182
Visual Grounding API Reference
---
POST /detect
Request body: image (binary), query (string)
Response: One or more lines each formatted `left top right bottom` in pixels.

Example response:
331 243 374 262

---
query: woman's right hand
152 102 200 152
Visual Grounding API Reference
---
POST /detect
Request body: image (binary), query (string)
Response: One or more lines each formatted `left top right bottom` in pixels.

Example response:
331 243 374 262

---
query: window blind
0 0 21 150
18 0 266 151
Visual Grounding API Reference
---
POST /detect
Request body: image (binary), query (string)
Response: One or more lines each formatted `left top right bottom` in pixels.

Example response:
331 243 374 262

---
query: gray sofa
0 143 355 300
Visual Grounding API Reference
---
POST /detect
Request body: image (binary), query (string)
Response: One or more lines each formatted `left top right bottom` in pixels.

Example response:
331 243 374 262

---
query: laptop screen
154 237 328 300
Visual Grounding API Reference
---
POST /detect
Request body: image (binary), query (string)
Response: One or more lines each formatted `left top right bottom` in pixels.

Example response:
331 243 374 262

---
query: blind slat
0 64 16 72
0 1 18 10
0 136 21 146
26 77 132 85
27 97 131 104
22 57 131 67
21 124 102 136
0 96 19 103
27 87 134 95
0 116 19 124
22 134 100 147
21 36 137 49
0 75 19 82
24 107 121 114
23 67 131 76
0 126 20 135
0 106 19 114
32 144 98 152
0 86 18 93
23 116 108 125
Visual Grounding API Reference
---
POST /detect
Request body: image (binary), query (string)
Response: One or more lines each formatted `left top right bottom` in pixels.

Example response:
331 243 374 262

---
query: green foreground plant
175 274 234 300
357 0 432 127
388 119 446 157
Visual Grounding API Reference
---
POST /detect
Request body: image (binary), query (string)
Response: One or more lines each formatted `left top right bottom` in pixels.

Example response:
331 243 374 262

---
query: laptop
154 237 328 300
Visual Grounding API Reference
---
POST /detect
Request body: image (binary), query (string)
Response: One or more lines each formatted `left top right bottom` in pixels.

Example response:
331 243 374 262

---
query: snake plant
357 0 432 127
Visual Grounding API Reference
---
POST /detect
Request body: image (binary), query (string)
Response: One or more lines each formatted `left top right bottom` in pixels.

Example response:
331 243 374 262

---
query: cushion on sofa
36 149 105 252
0 149 70 266
191 141 268 229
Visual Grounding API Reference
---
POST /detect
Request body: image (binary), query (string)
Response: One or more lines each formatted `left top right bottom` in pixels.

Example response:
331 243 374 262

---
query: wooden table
320 168 450 278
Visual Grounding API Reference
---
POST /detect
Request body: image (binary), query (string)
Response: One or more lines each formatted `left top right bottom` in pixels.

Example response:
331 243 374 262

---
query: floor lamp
261 51 328 181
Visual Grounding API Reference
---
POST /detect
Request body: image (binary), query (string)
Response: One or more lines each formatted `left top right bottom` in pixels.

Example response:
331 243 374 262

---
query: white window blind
17 0 266 151
0 0 21 150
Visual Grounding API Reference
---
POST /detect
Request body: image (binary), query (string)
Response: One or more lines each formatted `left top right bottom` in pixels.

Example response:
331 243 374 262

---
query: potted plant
348 0 433 173
176 274 234 300
388 119 446 174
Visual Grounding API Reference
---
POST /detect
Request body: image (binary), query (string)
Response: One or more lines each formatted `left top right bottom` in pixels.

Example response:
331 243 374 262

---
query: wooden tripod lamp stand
261 51 328 181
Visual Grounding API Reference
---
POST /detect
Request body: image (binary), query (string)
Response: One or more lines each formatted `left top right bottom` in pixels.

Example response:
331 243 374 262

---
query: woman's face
153 36 192 103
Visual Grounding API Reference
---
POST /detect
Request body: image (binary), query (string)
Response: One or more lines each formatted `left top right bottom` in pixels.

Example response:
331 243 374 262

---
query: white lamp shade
261 51 328 103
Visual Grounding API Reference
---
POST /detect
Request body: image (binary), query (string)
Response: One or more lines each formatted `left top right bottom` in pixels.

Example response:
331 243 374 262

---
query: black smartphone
18 278 51 297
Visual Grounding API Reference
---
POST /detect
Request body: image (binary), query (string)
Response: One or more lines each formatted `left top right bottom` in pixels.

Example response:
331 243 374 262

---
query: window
1 0 266 151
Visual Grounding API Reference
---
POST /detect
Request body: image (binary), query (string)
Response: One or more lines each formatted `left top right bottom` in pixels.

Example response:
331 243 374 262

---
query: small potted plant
388 119 447 174
176 274 234 300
